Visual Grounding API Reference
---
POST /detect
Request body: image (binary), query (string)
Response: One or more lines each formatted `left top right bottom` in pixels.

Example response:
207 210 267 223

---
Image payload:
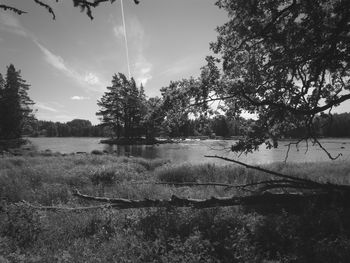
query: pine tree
96 73 148 140
0 64 34 140
0 73 5 137
97 74 125 139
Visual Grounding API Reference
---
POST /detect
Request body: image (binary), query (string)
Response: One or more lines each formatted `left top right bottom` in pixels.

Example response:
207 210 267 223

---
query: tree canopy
96 73 148 140
175 0 350 155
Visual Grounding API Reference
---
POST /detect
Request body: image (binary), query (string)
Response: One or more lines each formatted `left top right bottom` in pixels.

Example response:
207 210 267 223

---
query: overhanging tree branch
204 155 350 192
0 0 140 20
33 0 56 19
0 5 27 15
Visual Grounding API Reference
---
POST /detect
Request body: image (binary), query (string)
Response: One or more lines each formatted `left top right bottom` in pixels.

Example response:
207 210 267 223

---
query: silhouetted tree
165 0 350 155
96 73 147 139
0 65 34 140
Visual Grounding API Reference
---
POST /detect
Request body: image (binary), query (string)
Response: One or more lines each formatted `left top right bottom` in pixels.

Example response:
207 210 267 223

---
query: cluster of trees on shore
27 115 248 138
26 119 108 137
94 73 257 141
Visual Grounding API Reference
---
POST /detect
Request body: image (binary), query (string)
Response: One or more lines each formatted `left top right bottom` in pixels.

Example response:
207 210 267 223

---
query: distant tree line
28 113 350 139
26 119 111 137
27 115 248 139
320 113 350 138
286 113 350 139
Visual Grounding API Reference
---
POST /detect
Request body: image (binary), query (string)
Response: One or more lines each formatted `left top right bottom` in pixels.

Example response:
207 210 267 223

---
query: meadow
1 152 350 262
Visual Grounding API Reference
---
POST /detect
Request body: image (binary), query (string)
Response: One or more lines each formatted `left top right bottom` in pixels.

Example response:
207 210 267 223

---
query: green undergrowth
1 154 350 262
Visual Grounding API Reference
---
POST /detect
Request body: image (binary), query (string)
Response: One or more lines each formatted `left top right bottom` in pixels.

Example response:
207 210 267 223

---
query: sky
1 1 349 125
0 0 228 124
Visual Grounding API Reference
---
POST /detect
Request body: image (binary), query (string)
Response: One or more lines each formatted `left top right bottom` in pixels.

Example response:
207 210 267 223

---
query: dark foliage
0 65 34 142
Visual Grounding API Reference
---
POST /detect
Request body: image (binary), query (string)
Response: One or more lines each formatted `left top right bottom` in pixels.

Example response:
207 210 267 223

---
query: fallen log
71 189 346 210
20 157 350 212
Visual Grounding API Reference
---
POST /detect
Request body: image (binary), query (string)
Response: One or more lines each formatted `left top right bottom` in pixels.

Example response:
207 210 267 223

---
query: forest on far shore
26 112 350 139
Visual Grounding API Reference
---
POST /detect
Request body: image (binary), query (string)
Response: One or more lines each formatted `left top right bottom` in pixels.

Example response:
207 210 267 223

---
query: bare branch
135 181 240 188
312 137 342 160
0 0 140 20
204 155 350 193
0 5 27 15
284 138 304 163
204 155 321 185
190 91 350 117
33 0 56 19
22 201 111 211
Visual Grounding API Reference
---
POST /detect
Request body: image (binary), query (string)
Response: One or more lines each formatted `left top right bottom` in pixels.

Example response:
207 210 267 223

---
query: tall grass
1 154 350 262
156 161 350 185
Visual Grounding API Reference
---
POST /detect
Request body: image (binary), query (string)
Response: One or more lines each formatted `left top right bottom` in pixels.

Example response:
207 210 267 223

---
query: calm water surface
28 137 350 165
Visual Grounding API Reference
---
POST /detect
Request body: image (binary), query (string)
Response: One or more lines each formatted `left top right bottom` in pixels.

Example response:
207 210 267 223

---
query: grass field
1 153 350 262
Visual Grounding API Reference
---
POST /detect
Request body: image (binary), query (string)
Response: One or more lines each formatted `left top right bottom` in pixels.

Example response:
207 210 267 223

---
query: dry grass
1 154 350 262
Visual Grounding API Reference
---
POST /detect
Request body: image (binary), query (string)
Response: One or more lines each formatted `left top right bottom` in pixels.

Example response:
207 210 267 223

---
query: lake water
28 137 350 165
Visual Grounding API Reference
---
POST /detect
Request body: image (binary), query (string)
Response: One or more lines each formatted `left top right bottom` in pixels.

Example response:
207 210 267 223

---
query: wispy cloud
36 112 76 123
84 73 99 85
71 96 90 100
0 12 27 36
35 102 77 122
35 102 59 112
134 55 152 85
113 25 125 39
160 56 203 78
0 12 106 92
33 39 106 92
113 17 152 86
34 40 67 71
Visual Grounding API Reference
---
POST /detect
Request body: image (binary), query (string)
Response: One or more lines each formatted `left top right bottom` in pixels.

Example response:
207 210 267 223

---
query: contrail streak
120 0 131 79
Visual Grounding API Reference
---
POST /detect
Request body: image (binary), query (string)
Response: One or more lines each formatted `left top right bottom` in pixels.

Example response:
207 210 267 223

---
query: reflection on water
28 137 350 165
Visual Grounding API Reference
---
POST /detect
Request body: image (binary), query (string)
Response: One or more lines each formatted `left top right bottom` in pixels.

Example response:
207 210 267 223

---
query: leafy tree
160 81 193 137
210 115 230 137
0 64 35 140
96 73 146 139
97 74 124 138
46 122 58 137
0 0 139 20
141 97 163 141
183 0 350 155
67 119 92 136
